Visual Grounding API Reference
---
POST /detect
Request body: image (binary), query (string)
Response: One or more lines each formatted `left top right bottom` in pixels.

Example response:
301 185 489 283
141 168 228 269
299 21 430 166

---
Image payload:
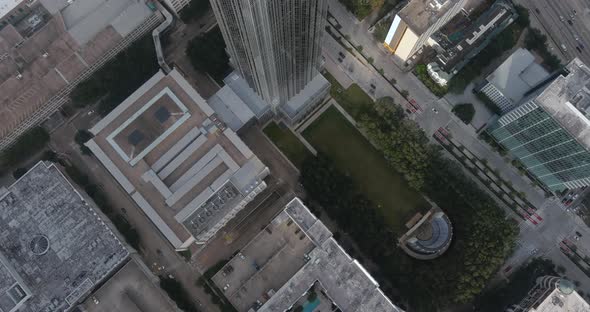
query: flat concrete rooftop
533 288 590 312
398 0 465 34
0 0 158 140
82 258 176 312
534 58 590 149
213 198 404 312
0 161 128 312
87 69 269 249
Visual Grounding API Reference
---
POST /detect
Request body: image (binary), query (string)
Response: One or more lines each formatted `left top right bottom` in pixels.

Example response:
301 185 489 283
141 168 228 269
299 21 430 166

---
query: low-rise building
427 0 517 85
86 69 269 250
383 0 469 64
507 276 590 312
478 48 550 113
0 161 129 312
212 198 404 312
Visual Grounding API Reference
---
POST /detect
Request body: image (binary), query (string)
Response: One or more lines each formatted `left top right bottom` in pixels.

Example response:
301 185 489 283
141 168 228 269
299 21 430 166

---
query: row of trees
358 98 438 190
70 35 159 116
1 127 49 169
339 0 385 20
301 98 517 310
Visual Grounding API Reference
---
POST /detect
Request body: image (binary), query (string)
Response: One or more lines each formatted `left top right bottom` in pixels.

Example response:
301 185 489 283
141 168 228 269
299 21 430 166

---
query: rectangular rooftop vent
154 106 171 123
128 129 145 146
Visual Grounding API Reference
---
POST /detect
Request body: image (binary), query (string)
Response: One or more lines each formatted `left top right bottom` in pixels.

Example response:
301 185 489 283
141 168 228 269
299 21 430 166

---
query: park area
302 107 429 232
262 73 428 233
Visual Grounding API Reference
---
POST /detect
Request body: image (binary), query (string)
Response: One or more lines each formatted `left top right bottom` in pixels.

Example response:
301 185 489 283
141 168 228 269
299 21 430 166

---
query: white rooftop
532 288 590 312
0 0 23 20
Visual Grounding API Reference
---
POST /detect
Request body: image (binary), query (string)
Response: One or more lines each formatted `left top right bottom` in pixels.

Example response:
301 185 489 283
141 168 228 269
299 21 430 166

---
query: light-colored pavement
326 0 590 287
516 0 590 64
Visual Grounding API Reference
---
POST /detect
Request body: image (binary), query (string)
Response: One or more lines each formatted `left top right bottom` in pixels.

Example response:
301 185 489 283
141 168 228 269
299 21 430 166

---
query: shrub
452 103 475 124
415 64 448 97
12 168 28 180
2 127 49 167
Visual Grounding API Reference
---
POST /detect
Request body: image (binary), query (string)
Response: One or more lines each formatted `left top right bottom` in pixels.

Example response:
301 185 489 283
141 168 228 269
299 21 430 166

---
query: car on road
577 46 583 53
432 108 438 114
575 35 581 42
565 199 574 206
560 15 565 22
576 231 582 237
568 20 573 26
561 44 568 52
370 84 376 89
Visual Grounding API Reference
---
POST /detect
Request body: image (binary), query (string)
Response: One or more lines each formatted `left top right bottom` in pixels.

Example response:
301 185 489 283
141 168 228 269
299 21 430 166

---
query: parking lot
520 0 590 64
211 213 315 311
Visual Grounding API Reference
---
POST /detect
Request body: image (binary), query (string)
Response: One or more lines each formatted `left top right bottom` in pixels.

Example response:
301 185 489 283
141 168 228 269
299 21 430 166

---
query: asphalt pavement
517 0 590 64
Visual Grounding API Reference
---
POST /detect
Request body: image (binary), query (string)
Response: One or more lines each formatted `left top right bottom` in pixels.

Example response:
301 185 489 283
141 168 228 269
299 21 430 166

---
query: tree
75 130 94 155
71 35 158 115
2 127 49 168
452 103 475 124
179 0 211 23
160 277 201 312
338 0 384 20
12 168 28 180
186 27 230 82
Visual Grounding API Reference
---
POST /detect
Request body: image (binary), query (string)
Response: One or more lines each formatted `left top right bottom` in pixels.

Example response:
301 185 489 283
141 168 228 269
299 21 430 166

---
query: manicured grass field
323 72 373 119
262 122 310 168
303 106 429 232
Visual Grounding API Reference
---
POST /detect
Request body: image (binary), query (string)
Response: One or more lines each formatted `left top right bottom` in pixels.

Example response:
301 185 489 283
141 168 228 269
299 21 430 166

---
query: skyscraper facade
210 0 328 109
488 59 590 192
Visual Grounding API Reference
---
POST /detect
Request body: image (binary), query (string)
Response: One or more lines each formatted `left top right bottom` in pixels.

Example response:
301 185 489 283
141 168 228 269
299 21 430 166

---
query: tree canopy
179 0 210 23
452 103 475 124
339 0 385 20
186 27 230 83
301 98 517 310
70 35 159 116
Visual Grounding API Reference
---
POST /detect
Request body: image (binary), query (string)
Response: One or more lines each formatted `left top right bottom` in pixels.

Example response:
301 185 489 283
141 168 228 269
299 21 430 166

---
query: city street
325 0 590 291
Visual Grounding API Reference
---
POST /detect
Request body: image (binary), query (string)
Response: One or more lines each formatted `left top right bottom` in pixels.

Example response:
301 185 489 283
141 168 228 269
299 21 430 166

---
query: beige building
383 0 468 63
86 69 269 250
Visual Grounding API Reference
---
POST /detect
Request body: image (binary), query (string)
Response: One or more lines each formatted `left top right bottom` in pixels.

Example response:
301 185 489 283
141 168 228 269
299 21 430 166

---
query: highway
517 0 590 64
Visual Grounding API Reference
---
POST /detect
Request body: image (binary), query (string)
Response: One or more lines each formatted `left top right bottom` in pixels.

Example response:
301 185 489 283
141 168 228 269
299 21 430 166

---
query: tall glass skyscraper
210 0 328 110
489 59 590 192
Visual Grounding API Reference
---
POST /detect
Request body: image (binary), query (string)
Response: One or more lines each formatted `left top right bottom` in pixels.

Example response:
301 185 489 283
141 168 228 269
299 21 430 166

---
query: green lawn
323 72 373 119
263 122 310 168
303 106 429 232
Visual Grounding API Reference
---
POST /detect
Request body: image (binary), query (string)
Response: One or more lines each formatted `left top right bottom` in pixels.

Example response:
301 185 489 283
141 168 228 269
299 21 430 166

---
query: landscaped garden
323 72 373 119
263 70 517 310
262 122 310 168
302 106 429 232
